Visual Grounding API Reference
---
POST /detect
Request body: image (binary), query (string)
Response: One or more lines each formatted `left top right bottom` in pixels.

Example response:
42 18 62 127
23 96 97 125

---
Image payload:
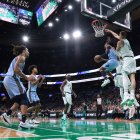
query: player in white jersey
1 45 33 129
106 29 136 106
114 59 130 100
60 75 77 120
21 65 45 124
114 59 139 107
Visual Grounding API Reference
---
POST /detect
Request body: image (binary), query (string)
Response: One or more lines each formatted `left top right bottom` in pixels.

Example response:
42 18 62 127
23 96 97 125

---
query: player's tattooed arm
60 80 67 97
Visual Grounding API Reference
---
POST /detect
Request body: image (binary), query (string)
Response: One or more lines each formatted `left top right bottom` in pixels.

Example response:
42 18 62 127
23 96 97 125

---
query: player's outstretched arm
105 29 120 40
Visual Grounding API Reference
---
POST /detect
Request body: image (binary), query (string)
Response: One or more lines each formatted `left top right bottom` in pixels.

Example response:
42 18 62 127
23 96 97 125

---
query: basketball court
1 119 140 140
0 0 140 139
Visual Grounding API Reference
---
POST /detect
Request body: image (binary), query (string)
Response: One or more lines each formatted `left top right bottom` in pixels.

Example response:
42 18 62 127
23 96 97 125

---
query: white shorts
3 76 26 99
122 57 136 75
62 92 72 105
27 90 40 104
114 74 131 88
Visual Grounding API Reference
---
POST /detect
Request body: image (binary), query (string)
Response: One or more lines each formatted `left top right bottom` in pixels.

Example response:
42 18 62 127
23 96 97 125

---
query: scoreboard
0 0 29 8
0 2 33 25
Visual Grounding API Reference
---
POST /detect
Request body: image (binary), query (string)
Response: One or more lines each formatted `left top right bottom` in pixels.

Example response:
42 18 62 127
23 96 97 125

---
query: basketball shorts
27 90 40 104
62 92 72 105
3 76 26 99
122 57 136 75
114 74 131 88
102 59 118 72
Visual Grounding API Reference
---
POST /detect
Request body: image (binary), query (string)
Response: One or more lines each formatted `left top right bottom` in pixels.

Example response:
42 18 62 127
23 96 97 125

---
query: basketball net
92 20 107 37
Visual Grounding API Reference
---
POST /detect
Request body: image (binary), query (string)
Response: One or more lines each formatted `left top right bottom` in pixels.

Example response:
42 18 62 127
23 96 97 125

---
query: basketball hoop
92 20 107 37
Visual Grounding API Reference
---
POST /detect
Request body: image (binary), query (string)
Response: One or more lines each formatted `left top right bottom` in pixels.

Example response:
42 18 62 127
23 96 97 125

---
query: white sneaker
1 113 11 125
17 112 22 121
101 79 110 87
19 121 33 129
81 118 85 120
121 95 130 106
32 119 40 124
29 119 33 124
61 114 67 121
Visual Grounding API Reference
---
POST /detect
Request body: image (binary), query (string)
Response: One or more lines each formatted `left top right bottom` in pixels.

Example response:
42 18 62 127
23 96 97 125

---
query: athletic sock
130 89 135 99
63 114 67 119
22 115 27 123
7 109 12 116
120 88 124 100
122 72 129 98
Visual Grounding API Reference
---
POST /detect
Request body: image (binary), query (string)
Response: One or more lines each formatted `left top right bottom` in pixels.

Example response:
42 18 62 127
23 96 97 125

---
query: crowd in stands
1 85 140 120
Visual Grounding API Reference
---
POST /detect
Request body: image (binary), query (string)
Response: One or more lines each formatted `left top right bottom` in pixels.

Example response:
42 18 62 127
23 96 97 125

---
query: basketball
94 55 102 63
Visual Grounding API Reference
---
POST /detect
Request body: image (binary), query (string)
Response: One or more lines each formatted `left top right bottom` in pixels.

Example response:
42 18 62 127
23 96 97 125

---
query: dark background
0 0 140 107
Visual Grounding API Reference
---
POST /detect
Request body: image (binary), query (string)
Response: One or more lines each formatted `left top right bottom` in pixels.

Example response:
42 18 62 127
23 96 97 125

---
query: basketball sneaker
32 119 40 124
101 79 110 87
29 119 40 124
127 99 134 107
121 95 130 106
61 114 67 121
19 121 33 129
1 113 11 125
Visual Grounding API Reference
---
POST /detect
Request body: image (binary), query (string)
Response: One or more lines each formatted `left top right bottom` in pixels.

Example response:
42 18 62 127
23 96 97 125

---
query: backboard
81 0 131 31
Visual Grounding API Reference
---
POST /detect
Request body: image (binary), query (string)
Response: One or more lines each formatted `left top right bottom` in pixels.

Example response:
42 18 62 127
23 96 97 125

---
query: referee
96 94 103 120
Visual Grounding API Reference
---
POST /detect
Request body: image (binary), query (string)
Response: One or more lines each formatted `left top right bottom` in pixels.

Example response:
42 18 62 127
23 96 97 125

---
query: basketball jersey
108 47 118 60
6 57 25 79
118 39 134 58
64 80 72 93
28 75 38 92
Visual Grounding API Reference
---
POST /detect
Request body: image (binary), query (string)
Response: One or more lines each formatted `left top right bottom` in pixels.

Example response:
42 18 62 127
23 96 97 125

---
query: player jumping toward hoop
114 58 139 107
60 75 77 121
94 39 118 87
